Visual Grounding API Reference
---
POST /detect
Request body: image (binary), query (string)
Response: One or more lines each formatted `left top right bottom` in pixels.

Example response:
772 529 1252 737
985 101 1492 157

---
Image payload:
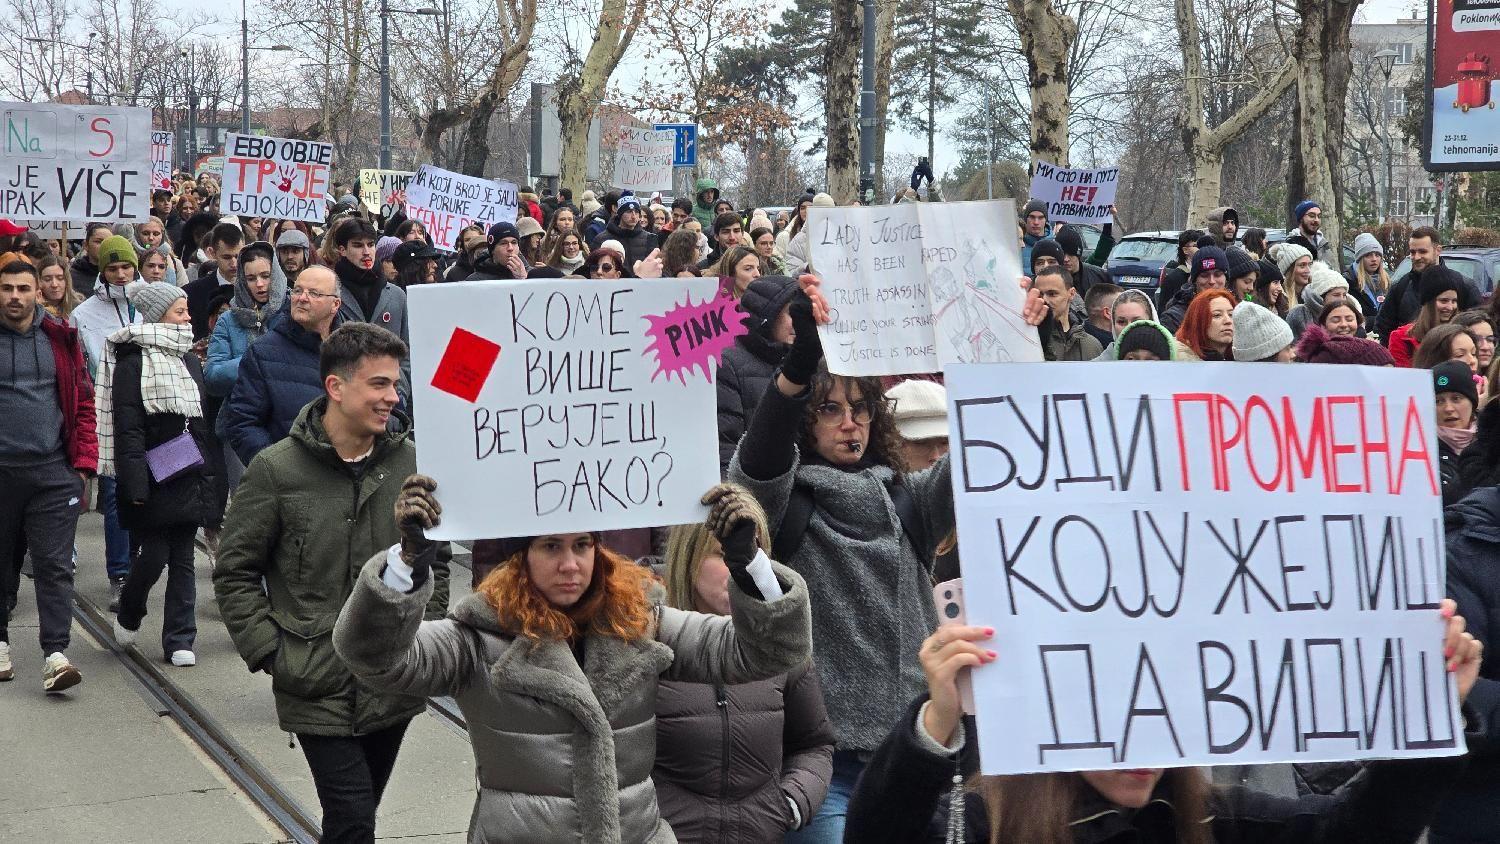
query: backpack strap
887 479 929 573
773 482 816 563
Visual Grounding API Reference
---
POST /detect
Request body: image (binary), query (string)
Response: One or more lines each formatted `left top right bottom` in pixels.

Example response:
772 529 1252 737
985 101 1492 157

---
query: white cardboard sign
408 277 737 540
359 168 414 217
222 133 333 222
612 127 675 193
946 362 1463 774
0 101 152 222
808 200 1039 376
404 164 517 252
1027 162 1119 224
150 131 173 191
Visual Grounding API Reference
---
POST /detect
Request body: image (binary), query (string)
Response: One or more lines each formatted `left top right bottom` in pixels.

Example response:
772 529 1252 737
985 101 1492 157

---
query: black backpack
772 478 929 572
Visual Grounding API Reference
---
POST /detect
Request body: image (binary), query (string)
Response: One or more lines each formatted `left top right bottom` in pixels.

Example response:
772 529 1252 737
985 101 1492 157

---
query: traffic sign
654 123 698 168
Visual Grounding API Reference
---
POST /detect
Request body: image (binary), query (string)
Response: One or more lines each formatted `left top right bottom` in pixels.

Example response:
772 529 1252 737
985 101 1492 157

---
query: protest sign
946 362 1462 774
1028 162 1119 224
359 168 414 216
404 164 518 252
808 200 1036 377
408 277 739 539
195 155 224 179
0 101 151 222
612 127 675 193
221 133 332 222
150 131 173 191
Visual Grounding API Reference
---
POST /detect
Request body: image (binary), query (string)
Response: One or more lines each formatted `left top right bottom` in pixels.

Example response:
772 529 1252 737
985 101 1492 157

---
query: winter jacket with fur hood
1206 206 1237 247
332 549 813 844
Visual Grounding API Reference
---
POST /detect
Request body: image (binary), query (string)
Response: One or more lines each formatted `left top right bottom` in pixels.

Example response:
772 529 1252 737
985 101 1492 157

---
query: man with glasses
221 266 345 467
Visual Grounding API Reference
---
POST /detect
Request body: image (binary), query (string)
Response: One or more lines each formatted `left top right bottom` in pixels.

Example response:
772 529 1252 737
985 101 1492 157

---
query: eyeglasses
289 286 337 300
596 263 618 273
815 400 873 425
1477 335 1497 347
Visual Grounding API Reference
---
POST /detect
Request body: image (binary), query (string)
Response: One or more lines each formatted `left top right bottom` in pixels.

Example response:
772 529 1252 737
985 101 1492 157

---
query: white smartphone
932 578 975 715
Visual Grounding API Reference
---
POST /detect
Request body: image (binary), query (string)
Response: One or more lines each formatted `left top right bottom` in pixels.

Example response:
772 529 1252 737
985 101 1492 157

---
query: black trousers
116 523 198 656
297 719 411 843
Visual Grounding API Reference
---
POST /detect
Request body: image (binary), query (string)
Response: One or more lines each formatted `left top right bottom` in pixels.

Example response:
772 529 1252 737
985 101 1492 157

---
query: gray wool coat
728 451 951 752
333 554 813 844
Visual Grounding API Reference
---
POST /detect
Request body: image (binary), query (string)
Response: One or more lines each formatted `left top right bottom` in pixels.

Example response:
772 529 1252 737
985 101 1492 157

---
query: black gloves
394 474 441 586
701 483 766 599
779 295 824 387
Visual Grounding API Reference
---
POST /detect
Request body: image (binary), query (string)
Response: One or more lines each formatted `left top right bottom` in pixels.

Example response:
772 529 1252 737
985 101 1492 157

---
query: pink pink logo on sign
642 289 749 384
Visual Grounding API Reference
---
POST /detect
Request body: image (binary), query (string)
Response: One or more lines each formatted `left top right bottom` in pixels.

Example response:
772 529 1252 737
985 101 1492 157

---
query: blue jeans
785 750 865 844
98 477 133 580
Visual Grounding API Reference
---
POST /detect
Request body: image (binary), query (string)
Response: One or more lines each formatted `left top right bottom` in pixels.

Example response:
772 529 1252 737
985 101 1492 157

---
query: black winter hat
1433 360 1479 409
1190 245 1228 282
1031 238 1065 273
1225 246 1258 282
1022 199 1048 220
1117 320 1173 361
1419 268 1460 306
1055 226 1085 258
739 275 800 337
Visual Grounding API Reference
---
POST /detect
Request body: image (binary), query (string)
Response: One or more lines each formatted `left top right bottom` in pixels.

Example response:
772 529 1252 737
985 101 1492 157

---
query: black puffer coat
652 663 834 843
716 276 798 472
112 345 222 531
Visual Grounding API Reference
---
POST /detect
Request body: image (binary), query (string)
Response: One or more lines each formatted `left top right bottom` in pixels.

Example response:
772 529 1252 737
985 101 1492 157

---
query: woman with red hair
1174 289 1237 360
333 477 813 843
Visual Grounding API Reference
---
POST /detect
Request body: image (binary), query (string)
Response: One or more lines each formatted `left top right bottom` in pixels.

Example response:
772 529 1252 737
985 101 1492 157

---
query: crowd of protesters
0 168 1494 844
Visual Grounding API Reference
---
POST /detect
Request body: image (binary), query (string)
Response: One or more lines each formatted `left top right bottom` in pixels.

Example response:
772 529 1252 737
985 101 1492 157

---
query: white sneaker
113 617 138 647
42 652 81 693
169 650 196 667
0 642 12 681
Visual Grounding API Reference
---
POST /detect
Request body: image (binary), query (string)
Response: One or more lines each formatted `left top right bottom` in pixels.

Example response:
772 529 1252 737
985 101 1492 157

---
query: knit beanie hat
375 236 402 266
1030 238 1065 273
1055 226 1085 258
1022 199 1048 220
739 275 800 337
887 379 949 441
1116 320 1175 361
1433 360 1479 409
98 234 139 269
1353 232 1383 262
1304 264 1349 301
1295 323 1395 366
1190 245 1228 284
1419 268 1460 306
1294 200 1320 225
1225 246 1258 282
125 279 186 323
1271 242 1311 278
811 192 835 208
1232 300 1293 361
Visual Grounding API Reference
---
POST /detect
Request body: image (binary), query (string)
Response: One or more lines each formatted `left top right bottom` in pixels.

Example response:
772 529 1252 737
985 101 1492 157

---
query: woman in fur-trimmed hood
333 479 813 844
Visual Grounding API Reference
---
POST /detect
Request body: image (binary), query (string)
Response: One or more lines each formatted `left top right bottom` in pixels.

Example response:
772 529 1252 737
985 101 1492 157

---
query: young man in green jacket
213 322 448 841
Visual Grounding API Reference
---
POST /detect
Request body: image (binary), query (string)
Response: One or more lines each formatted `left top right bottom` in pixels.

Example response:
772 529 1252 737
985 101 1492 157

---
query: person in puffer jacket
652 507 834 843
333 480 813 844
717 275 799 473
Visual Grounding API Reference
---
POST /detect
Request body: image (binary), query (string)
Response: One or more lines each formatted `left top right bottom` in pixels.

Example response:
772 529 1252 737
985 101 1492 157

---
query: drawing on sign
222 133 332 222
642 289 749 383
150 131 173 191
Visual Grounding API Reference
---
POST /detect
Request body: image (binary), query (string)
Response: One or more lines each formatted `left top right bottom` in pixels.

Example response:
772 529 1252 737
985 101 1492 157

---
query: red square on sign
430 328 501 403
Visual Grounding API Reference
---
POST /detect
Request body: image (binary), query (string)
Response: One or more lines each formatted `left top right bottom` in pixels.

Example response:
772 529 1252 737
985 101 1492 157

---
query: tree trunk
1289 0 1363 256
873 0 896 199
458 89 500 176
824 0 861 202
926 0 937 172
558 0 646 190
1007 0 1075 168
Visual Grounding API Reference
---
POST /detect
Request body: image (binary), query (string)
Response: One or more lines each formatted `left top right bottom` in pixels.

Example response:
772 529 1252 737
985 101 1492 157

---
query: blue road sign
654 123 698 168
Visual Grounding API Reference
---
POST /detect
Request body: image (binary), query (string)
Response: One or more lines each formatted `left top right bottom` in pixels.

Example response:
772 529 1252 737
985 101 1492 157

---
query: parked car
1391 247 1500 302
1106 231 1180 295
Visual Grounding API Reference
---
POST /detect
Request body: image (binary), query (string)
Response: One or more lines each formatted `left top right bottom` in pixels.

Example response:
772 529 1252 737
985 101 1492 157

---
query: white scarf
95 323 201 478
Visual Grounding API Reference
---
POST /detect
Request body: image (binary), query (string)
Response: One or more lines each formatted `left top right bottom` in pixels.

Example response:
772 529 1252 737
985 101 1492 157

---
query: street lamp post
380 1 441 168
241 0 293 135
25 33 97 103
1372 48 1398 222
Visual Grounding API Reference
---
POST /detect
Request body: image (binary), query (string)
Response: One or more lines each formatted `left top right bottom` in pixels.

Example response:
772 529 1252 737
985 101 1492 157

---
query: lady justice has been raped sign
408 277 741 540
945 362 1463 775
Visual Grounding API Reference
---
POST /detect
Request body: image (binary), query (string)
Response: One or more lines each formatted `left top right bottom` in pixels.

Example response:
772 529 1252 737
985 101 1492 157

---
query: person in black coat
103 281 223 666
589 195 657 270
845 615 1483 844
716 275 799 473
1374 231 1480 341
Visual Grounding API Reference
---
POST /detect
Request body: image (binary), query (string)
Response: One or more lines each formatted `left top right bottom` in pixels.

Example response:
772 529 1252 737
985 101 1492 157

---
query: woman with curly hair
331 479 813 843
661 228 702 279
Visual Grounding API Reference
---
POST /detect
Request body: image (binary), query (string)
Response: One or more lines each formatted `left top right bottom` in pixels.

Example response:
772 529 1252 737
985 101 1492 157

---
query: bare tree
0 0 79 100
824 0 861 201
1006 0 1076 166
1286 0 1362 254
551 0 648 189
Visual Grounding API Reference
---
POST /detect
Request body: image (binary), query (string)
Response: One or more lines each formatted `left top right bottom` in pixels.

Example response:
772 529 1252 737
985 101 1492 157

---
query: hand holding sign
920 625 997 746
1441 599 1482 701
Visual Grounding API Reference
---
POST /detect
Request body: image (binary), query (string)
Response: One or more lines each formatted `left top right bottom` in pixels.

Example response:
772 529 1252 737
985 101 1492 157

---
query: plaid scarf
95 323 201 478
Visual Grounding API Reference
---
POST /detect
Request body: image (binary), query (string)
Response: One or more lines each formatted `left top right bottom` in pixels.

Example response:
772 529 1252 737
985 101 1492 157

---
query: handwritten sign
808 200 1037 376
0 101 151 222
1028 162 1119 224
359 168 414 217
946 362 1462 774
408 277 726 539
150 131 173 191
222 133 332 222
612 127 675 193
404 164 517 252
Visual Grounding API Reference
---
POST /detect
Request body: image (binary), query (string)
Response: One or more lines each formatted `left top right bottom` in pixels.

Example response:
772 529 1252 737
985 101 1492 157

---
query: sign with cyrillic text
408 277 736 539
808 200 1037 376
1028 162 1118 224
612 127 675 192
222 133 332 222
947 362 1461 774
404 164 517 252
150 131 173 191
0 101 151 222
359 168 413 217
